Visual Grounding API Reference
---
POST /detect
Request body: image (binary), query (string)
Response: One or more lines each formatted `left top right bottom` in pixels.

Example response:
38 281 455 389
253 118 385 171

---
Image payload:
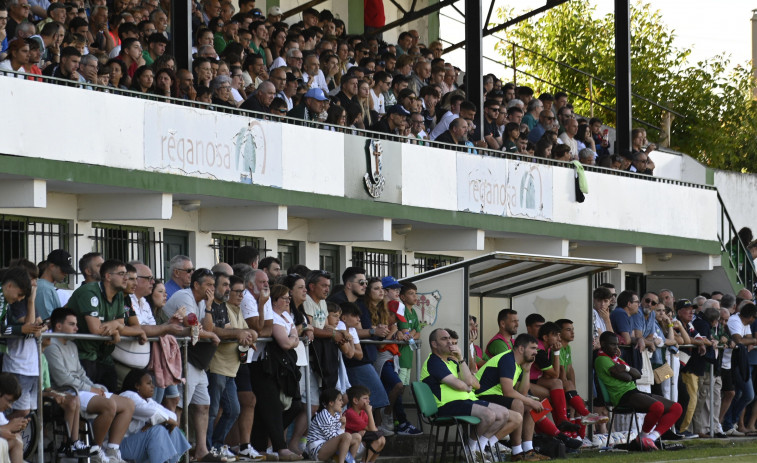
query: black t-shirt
187 300 223 370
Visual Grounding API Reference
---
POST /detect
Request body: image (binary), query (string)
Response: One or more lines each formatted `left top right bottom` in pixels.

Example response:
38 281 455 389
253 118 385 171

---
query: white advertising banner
506 160 553 220
457 152 509 215
143 103 283 187
457 155 553 220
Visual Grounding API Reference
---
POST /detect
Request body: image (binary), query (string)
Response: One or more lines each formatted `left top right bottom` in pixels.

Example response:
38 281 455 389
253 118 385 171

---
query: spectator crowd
0 0 658 175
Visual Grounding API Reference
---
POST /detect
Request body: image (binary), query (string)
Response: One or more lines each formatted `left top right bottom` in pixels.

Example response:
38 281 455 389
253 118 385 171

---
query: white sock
478 436 489 450
469 438 478 450
648 431 660 441
488 435 498 446
522 441 533 452
512 445 523 455
106 443 119 450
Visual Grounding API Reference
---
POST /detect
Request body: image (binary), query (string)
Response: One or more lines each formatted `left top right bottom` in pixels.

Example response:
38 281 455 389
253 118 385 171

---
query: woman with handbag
249 285 304 461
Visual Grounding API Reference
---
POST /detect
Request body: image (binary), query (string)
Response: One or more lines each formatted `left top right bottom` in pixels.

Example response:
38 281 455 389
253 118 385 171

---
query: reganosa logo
235 120 268 183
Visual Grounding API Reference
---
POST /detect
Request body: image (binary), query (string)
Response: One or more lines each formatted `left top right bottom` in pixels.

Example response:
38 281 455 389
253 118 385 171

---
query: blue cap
381 276 402 289
304 88 329 101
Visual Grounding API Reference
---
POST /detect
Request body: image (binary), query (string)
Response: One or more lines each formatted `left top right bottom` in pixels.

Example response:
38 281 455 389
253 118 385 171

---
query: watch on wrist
204 310 213 314
369 328 375 336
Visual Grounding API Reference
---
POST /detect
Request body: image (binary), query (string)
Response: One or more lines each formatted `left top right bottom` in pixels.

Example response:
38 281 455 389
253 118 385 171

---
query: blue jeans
120 423 190 463
723 366 754 430
207 373 240 449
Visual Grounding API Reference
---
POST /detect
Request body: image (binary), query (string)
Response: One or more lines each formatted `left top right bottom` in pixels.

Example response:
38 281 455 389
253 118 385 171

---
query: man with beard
476 334 575 460
67 260 136 392
328 267 392 432
485 309 518 360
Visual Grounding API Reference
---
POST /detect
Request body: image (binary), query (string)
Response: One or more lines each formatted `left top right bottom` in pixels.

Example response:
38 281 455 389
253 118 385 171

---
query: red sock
655 402 683 436
568 393 590 416
535 417 560 437
550 388 569 423
643 401 664 433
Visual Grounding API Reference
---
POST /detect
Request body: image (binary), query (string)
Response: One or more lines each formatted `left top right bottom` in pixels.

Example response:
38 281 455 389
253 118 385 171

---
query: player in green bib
595 332 682 451
421 328 510 456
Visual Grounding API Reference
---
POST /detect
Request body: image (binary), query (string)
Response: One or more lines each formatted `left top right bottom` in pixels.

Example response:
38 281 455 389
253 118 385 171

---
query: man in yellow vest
421 328 509 457
475 334 581 460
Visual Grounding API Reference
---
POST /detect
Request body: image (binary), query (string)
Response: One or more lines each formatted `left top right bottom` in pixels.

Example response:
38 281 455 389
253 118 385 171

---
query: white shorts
79 390 113 419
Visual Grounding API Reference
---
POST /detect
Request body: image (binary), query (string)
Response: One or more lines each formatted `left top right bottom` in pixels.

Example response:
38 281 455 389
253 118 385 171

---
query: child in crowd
307 388 362 463
118 369 190 463
344 385 386 463
0 373 26 463
397 282 421 386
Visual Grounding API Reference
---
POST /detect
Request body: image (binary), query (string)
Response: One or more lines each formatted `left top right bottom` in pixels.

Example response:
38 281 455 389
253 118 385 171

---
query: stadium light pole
615 0 632 154
465 0 484 145
171 0 192 72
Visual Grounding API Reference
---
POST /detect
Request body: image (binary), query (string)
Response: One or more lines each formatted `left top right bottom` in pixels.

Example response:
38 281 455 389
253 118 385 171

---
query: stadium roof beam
199 206 288 232
78 193 173 221
0 179 46 208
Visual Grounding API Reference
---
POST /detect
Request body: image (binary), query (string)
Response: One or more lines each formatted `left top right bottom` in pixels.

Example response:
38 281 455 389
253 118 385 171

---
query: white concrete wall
714 169 757 233
0 77 719 242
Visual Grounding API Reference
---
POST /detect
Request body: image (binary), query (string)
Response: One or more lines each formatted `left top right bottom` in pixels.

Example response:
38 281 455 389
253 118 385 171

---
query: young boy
344 385 386 463
0 373 27 463
397 282 422 385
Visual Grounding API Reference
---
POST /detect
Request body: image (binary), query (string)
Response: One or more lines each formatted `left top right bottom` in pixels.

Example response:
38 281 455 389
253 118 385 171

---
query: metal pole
36 335 43 463
170 0 191 74
589 76 594 118
709 362 714 438
183 339 190 463
512 43 517 85
465 0 484 142
304 338 312 428
614 0 632 154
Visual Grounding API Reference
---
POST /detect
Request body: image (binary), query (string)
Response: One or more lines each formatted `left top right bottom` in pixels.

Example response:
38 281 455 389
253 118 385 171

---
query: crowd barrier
1 332 421 463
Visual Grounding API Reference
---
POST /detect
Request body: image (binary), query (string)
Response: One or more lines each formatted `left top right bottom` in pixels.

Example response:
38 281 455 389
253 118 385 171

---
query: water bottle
407 334 419 351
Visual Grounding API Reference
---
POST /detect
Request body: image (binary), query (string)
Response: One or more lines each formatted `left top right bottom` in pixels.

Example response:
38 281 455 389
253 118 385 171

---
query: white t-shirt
241 289 273 362
130 294 156 325
723 314 752 369
370 89 386 115
336 321 360 345
0 61 26 78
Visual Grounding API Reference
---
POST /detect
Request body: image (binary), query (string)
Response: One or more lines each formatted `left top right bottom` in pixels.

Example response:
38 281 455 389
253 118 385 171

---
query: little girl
118 369 190 463
307 388 361 463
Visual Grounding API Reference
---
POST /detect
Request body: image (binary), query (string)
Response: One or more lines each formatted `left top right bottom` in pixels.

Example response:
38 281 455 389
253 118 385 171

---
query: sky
440 0 756 76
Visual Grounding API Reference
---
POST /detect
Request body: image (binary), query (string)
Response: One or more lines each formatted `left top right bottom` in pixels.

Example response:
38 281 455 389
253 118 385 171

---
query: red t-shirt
344 408 369 434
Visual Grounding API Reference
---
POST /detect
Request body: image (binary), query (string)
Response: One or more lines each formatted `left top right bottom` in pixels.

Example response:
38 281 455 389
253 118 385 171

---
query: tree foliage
493 1 757 172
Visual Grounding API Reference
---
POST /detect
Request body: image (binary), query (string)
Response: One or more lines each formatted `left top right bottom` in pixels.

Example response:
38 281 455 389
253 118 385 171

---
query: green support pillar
428 0 439 42
348 1 364 35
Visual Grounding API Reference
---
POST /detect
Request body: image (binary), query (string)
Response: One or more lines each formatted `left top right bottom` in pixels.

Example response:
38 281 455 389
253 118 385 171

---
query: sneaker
105 446 128 463
396 421 423 436
556 433 583 450
219 446 238 461
378 421 395 436
66 440 91 457
493 442 511 455
580 413 609 425
638 436 658 451
679 430 699 439
581 438 595 448
661 430 684 440
556 420 581 433
725 427 745 437
237 444 265 461
89 446 108 463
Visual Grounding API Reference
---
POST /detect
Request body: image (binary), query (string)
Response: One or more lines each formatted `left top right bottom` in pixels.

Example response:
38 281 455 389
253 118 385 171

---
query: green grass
566 438 757 462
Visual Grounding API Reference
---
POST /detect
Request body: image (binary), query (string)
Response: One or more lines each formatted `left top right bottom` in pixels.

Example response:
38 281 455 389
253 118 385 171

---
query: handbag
636 350 654 386
113 339 151 369
653 362 674 384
